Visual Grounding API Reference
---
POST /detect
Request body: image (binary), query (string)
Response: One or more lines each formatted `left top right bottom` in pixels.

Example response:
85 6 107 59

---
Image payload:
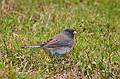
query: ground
0 0 120 79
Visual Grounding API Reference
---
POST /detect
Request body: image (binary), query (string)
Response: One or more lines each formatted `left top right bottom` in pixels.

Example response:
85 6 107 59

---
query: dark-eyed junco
22 28 76 55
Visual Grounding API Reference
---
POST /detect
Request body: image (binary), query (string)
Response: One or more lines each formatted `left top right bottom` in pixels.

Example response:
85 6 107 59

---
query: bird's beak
73 31 77 34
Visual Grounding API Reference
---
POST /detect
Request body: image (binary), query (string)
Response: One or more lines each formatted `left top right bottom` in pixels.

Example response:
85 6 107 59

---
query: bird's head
63 28 77 38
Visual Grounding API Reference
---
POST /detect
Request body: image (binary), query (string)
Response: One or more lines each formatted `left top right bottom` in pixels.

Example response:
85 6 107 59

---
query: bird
21 28 76 55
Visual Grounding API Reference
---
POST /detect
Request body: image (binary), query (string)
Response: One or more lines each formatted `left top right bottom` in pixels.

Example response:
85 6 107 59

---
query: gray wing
43 40 73 48
40 33 74 48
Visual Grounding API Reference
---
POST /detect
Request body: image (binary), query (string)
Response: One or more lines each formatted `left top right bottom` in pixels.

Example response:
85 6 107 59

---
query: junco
22 28 76 55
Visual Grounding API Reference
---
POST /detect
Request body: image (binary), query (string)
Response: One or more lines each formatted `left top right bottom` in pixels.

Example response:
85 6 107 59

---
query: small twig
2 38 9 55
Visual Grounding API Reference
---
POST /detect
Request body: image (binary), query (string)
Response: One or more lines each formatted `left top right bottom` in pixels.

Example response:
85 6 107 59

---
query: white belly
49 47 71 55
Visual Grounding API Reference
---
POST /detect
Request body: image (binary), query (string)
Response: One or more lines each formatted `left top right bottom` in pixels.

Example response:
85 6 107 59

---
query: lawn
0 0 120 79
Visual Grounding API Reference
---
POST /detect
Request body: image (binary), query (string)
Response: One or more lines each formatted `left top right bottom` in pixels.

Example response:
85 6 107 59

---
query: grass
0 0 120 79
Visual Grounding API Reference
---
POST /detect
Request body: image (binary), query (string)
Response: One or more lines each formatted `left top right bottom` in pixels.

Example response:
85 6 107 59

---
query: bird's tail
21 45 41 48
